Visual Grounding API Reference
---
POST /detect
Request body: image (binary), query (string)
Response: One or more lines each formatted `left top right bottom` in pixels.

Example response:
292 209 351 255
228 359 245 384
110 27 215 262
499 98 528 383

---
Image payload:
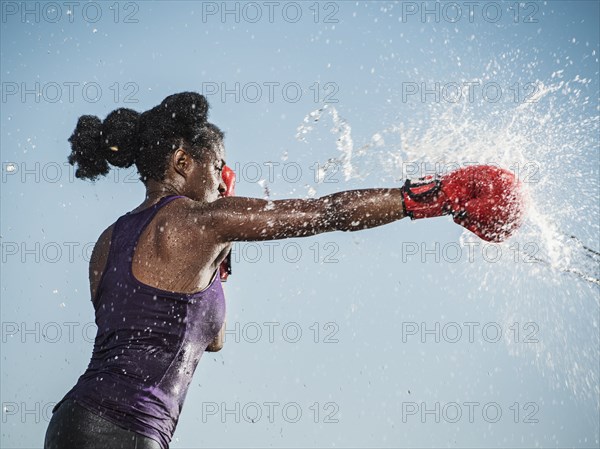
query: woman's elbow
205 342 224 352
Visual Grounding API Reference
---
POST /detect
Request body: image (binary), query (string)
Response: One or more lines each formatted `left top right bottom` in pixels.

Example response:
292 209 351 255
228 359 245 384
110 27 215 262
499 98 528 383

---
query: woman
44 92 523 449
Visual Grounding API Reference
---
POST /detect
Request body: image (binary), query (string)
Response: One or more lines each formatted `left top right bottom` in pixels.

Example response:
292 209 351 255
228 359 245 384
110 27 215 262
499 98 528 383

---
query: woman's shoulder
97 222 116 248
159 196 221 231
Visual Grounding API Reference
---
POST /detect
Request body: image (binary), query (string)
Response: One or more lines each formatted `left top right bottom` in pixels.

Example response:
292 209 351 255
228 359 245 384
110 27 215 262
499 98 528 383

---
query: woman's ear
172 147 194 179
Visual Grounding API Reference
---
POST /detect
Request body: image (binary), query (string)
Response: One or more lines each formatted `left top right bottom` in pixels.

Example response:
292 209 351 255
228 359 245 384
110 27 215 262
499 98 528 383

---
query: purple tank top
53 195 226 449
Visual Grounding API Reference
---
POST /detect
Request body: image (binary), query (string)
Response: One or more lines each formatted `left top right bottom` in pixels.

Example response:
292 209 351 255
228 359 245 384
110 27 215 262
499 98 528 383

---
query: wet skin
88 144 407 349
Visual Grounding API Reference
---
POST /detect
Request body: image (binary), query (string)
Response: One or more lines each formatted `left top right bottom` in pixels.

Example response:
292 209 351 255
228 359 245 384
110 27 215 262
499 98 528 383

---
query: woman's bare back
88 198 232 301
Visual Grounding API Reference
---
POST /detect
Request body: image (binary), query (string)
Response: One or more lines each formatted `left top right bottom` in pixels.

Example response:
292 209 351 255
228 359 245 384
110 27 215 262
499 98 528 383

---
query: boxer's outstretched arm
199 188 406 242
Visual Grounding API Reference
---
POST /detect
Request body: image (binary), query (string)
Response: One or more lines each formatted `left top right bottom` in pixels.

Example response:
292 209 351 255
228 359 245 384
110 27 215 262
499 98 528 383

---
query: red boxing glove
401 165 524 243
219 165 236 282
222 164 236 197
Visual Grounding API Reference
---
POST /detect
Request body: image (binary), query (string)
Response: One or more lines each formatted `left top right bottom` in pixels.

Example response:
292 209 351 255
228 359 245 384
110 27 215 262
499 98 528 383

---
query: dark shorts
44 399 162 449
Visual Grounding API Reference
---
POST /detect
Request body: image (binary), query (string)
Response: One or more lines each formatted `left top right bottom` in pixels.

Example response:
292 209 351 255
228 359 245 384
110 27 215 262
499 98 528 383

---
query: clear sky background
1 1 599 448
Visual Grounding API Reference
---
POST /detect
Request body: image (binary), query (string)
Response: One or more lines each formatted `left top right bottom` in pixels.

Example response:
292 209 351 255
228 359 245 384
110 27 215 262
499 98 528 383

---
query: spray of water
296 70 599 403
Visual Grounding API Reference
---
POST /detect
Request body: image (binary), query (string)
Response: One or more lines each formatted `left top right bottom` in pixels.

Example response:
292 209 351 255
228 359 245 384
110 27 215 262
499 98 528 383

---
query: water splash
296 104 355 181
297 69 599 402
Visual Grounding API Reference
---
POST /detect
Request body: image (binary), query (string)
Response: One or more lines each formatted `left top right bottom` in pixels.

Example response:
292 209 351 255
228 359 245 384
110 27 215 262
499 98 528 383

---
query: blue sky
1 1 599 447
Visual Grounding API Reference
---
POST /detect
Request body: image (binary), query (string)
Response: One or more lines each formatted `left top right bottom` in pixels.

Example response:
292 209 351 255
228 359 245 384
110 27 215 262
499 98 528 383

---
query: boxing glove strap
403 177 442 198
401 177 450 220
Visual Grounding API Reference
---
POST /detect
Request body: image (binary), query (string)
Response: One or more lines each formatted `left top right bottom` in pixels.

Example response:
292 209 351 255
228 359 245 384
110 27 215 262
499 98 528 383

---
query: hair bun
161 92 209 128
67 108 140 181
67 114 108 181
102 108 141 168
